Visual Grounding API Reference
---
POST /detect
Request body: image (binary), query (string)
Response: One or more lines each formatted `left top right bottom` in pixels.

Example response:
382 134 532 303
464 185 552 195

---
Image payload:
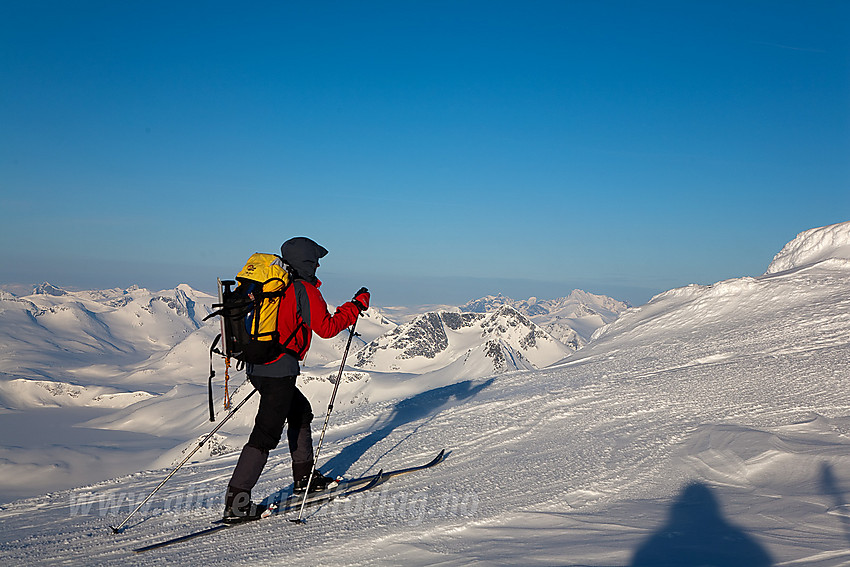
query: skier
222 236 370 523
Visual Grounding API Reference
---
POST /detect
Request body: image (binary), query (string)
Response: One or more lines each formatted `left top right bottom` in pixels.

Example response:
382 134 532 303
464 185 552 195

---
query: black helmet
280 237 328 282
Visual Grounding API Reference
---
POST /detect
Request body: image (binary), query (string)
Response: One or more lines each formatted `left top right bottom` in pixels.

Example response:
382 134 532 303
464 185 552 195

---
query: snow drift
766 221 850 274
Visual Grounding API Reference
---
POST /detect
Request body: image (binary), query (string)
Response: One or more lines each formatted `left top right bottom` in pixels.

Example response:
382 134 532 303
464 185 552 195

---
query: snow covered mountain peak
33 281 68 296
352 305 571 376
766 220 850 274
460 289 629 349
458 293 510 313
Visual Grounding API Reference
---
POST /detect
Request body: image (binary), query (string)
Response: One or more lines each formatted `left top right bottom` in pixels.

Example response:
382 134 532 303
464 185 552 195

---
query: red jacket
277 279 359 360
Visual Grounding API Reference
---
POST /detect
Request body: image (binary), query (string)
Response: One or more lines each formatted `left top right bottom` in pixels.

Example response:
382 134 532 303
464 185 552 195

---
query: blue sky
2 1 848 307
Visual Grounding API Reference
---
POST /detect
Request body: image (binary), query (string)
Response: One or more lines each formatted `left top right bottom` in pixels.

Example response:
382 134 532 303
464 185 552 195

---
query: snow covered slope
0 284 219 501
0 283 213 393
0 221 848 565
0 282 396 501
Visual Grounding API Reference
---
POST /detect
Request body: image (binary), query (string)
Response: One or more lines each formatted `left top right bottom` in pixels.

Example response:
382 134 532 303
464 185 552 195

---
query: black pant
228 375 315 492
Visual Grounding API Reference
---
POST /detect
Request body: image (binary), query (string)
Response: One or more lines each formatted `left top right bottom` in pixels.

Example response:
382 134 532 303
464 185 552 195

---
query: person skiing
222 236 370 523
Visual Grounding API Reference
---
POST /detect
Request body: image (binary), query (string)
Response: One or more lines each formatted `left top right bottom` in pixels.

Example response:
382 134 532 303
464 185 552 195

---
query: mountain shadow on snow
630 483 772 567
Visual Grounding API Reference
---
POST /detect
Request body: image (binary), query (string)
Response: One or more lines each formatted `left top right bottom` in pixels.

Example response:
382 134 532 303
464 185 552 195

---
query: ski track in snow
2 226 850 565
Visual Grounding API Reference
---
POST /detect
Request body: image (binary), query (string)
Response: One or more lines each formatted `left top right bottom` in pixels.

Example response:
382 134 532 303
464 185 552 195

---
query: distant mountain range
459 290 630 349
352 305 573 377
0 282 628 398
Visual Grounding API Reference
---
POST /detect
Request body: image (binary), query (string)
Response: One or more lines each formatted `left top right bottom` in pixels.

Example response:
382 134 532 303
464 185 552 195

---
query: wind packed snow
0 221 849 566
766 222 850 274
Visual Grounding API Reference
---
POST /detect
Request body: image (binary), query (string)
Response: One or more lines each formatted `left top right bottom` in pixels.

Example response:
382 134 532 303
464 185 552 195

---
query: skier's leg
225 376 296 518
224 445 268 517
287 387 315 482
244 375 297 454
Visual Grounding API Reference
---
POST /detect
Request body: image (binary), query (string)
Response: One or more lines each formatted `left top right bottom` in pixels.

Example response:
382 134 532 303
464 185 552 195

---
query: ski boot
293 472 339 494
222 486 267 524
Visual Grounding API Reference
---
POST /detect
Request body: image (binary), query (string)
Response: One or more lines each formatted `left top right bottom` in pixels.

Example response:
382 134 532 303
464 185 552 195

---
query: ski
269 448 446 514
132 474 382 554
131 449 445 553
132 524 230 553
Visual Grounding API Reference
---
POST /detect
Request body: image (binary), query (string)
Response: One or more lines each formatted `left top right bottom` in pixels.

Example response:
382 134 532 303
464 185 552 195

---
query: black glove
352 287 370 312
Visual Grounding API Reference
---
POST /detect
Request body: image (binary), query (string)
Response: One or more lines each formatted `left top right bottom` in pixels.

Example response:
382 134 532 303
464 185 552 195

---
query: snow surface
1 221 849 565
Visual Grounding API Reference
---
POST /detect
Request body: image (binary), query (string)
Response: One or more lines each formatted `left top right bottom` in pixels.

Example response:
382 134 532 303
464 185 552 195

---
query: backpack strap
278 280 310 359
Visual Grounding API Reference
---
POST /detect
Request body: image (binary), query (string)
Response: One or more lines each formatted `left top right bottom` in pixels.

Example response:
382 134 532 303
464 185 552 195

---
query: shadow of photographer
631 482 772 566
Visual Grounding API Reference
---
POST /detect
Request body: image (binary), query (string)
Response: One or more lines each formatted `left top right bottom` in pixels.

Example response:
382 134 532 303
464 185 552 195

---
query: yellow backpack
204 253 295 419
210 253 291 364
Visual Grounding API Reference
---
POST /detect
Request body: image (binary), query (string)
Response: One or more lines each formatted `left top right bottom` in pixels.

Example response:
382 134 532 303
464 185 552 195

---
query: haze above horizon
2 1 848 306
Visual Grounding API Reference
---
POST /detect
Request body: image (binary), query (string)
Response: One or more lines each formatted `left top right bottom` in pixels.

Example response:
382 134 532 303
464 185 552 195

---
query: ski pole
292 316 360 524
110 387 258 534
